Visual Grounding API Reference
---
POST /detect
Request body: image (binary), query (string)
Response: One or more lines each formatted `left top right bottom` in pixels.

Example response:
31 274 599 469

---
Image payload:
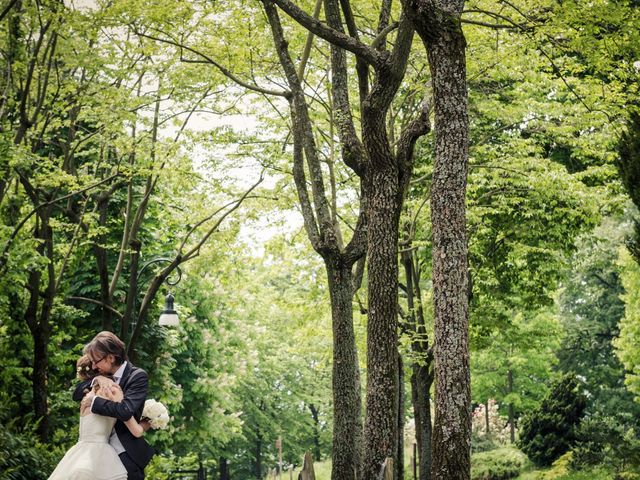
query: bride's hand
93 375 113 390
101 383 123 402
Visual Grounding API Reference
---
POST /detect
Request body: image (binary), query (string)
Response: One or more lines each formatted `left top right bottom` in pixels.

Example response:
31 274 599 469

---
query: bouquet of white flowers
142 399 170 430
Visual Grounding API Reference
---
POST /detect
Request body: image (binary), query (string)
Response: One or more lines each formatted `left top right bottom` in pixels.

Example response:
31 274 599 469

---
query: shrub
571 414 640 473
0 425 63 480
539 451 572 479
471 447 528 480
0 395 68 480
517 375 586 467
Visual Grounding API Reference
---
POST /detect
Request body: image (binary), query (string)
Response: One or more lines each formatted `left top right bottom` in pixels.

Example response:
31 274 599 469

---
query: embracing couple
49 331 155 480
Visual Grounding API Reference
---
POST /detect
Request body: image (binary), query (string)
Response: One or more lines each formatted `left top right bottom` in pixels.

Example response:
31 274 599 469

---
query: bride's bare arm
124 416 144 438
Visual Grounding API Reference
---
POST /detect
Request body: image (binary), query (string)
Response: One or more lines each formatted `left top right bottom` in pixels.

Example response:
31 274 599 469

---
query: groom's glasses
90 354 107 366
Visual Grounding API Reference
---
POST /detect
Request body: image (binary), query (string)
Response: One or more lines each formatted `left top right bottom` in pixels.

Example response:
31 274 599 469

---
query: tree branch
263 0 335 252
462 8 529 30
135 29 291 98
297 0 323 81
397 98 432 178
461 18 519 29
0 0 19 22
324 0 366 177
181 175 264 261
371 22 399 50
338 0 370 101
65 297 124 319
269 0 382 66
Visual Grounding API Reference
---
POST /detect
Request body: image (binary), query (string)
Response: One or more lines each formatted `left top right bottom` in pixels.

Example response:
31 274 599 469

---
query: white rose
142 399 170 430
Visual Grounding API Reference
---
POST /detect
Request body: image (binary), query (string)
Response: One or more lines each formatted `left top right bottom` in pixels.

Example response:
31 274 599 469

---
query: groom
74 331 155 480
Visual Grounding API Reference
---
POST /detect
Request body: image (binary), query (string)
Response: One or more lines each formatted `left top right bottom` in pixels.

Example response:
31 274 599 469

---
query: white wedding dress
48 414 128 480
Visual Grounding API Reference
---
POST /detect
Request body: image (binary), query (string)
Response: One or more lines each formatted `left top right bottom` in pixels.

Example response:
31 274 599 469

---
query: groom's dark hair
85 331 128 365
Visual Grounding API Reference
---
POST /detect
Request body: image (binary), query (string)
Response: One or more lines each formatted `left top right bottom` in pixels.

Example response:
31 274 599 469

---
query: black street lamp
159 292 179 326
133 257 182 327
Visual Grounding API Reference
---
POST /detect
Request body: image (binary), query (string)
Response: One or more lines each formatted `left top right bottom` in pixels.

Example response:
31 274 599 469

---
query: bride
48 355 145 480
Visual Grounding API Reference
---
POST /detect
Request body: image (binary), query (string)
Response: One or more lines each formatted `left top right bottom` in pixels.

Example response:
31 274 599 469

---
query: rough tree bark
324 260 365 480
408 0 471 478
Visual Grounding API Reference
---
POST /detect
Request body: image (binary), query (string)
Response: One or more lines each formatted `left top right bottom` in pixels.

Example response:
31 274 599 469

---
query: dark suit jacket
73 363 155 469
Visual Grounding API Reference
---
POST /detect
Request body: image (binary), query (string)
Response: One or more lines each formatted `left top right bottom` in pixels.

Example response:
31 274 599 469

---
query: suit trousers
119 451 145 480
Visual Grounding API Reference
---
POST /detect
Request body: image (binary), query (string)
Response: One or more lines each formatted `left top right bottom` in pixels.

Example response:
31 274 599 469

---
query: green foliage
0 397 65 480
471 446 528 480
538 452 572 480
144 452 203 480
557 218 631 404
557 218 640 473
518 375 586 467
213 243 333 478
618 113 640 210
472 310 562 424
0 428 57 480
618 112 640 263
472 400 514 453
572 414 640 473
615 250 640 401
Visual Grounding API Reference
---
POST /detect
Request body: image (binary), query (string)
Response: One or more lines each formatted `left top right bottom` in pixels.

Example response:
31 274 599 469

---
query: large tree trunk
94 194 113 331
326 260 363 480
32 321 50 441
261 4 427 479
121 239 141 343
363 167 401 480
261 5 368 479
410 1 471 479
25 210 55 442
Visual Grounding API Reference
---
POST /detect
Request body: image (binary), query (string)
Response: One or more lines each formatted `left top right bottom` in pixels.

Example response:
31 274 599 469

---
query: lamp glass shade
158 293 179 326
159 312 179 326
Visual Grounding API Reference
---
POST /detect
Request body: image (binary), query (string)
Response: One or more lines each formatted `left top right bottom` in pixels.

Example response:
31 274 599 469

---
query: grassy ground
285 458 331 480
284 454 617 480
515 468 615 479
284 463 614 480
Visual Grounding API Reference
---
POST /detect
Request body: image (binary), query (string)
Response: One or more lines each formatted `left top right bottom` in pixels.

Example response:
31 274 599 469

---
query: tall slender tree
407 1 471 478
